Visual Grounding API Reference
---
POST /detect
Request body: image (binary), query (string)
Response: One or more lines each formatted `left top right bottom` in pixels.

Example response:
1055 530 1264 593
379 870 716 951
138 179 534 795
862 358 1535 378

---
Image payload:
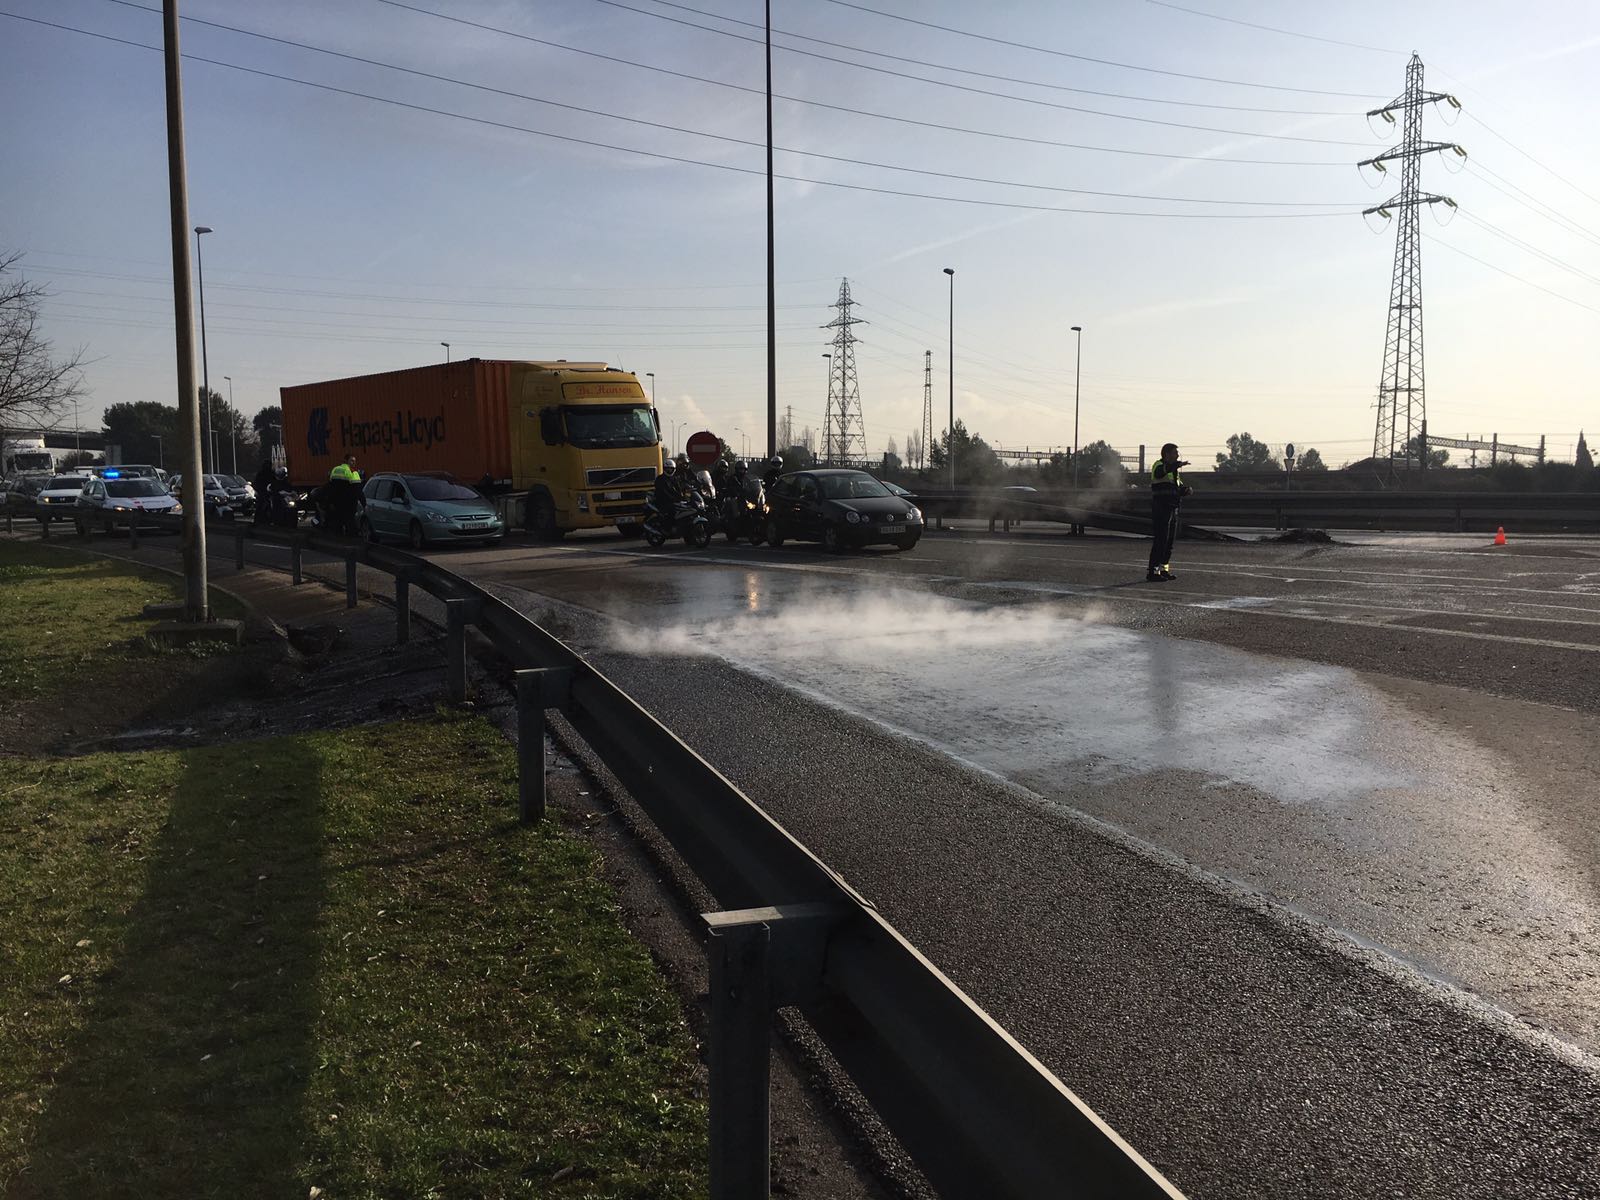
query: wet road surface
422 526 1600 1198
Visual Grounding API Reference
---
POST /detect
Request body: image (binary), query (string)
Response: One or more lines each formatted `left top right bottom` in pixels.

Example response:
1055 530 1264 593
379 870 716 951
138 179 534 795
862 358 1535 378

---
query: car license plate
878 524 900 534
615 515 638 525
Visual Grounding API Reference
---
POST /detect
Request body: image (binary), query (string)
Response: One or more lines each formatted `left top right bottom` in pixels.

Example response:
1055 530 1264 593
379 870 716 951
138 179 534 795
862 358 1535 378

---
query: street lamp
943 267 955 490
821 353 831 463
734 426 748 458
224 375 236 473
441 341 450 363
153 434 163 469
194 226 214 473
1070 325 1083 489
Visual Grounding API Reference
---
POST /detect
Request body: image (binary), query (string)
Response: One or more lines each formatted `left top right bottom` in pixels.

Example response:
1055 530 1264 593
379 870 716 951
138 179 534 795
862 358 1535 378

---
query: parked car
764 468 923 552
360 472 504 549
35 474 89 524
1 472 50 507
75 475 181 534
168 473 237 520
216 473 255 516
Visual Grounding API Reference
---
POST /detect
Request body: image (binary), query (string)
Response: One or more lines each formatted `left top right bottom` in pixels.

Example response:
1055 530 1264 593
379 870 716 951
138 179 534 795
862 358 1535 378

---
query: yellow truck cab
514 362 663 539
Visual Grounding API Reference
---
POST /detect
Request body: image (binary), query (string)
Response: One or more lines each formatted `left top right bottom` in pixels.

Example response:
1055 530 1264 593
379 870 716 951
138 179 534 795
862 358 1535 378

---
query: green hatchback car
360 472 504 549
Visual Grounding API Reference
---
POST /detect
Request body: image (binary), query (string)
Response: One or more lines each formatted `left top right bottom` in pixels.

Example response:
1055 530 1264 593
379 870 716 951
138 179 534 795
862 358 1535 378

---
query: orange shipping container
280 360 518 488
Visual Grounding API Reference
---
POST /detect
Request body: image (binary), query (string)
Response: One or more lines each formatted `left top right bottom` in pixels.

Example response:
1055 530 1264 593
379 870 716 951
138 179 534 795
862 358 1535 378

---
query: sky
3 0 1598 468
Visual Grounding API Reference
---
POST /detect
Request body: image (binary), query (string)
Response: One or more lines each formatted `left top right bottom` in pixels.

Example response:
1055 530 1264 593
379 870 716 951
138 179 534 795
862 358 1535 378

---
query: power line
591 0 1361 116
1 11 1358 220
1425 234 1600 317
1456 213 1600 290
1463 163 1600 251
1139 0 1400 56
89 1 1356 209
576 0 1373 144
817 0 1378 97
371 0 1352 166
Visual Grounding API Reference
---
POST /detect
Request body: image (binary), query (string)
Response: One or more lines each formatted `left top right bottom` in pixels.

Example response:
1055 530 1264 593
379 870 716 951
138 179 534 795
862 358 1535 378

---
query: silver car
35 474 89 524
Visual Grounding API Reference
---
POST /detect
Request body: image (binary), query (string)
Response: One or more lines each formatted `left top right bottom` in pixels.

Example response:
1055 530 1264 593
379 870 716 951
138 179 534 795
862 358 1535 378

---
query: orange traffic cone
1494 526 1507 546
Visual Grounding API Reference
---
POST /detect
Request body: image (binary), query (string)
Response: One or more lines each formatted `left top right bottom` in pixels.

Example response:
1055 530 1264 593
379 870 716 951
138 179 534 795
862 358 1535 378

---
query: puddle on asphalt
616 581 1403 805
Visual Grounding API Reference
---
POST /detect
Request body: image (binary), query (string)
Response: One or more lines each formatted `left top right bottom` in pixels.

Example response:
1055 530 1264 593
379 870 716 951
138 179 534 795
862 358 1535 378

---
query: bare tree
1 252 86 434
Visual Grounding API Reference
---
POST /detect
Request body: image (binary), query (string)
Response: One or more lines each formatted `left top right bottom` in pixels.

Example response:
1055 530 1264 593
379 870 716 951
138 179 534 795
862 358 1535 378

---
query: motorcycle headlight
845 510 861 524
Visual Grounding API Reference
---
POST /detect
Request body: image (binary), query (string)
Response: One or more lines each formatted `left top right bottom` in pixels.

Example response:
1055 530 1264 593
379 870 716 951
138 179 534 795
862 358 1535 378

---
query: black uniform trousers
1149 496 1179 572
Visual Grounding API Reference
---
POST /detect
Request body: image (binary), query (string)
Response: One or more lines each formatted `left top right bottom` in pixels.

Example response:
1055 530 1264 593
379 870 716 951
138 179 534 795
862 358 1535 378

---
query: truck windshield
563 406 657 449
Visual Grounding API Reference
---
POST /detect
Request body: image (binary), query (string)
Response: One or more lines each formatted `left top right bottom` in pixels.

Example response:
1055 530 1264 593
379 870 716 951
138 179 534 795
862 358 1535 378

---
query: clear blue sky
4 0 1597 466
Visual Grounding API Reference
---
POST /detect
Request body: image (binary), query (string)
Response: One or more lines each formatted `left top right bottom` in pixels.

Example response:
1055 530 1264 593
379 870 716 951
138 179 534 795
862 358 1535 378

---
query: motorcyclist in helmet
762 455 785 491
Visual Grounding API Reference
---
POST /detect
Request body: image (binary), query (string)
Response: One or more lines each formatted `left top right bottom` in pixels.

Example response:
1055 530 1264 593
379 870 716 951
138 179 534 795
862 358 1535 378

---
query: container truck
280 360 662 538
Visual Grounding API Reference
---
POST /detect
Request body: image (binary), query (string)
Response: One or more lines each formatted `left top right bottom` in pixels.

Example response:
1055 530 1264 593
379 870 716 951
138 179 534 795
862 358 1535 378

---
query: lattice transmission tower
1360 53 1463 473
921 350 933 471
821 279 868 464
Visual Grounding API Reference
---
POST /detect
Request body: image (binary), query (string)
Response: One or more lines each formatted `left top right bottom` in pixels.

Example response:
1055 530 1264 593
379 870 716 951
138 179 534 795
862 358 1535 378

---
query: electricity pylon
821 278 868 465
1360 53 1464 474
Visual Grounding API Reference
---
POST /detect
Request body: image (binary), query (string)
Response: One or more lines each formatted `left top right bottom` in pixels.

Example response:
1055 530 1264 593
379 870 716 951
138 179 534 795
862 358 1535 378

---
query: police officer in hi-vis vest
1147 442 1192 582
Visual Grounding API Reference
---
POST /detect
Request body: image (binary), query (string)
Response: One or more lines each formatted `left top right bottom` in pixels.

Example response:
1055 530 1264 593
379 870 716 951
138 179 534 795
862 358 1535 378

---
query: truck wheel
526 493 564 542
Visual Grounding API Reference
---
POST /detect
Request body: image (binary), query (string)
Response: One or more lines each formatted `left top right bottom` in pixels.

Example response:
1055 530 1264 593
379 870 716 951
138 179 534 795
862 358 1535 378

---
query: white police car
75 470 181 534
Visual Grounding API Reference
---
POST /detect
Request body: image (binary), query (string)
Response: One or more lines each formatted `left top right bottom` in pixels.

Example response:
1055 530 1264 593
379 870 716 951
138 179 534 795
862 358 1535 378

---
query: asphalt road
428 523 1600 1199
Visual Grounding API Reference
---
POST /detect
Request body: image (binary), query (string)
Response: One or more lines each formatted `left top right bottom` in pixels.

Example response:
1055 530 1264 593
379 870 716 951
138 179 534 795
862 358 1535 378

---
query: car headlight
845 510 861 524
909 507 922 521
425 509 448 523
111 504 132 511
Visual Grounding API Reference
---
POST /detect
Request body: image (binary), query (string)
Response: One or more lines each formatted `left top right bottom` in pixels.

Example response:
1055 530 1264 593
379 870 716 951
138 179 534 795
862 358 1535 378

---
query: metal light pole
1070 325 1083 489
153 434 163 469
764 0 776 459
821 354 831 463
194 225 213 475
223 375 236 473
165 1 208 621
943 267 955 490
441 341 450 363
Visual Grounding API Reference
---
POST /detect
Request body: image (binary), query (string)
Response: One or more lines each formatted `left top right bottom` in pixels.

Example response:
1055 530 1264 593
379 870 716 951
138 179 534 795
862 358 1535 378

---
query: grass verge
0 539 243 717
0 712 707 1198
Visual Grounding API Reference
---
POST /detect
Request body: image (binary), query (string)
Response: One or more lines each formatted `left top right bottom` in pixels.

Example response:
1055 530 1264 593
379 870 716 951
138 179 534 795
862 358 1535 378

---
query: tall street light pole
224 374 236 473
764 0 776 459
943 268 955 490
165 1 207 622
441 341 450 363
1070 325 1083 489
154 434 163 469
821 353 831 463
194 224 213 476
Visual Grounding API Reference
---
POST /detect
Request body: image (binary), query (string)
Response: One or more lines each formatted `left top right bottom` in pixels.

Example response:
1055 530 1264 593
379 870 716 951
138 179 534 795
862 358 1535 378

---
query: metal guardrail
907 486 1600 534
5 497 1186 1200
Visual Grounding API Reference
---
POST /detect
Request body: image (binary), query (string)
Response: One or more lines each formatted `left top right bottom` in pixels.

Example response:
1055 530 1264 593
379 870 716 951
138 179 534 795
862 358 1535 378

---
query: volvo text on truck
280 360 663 538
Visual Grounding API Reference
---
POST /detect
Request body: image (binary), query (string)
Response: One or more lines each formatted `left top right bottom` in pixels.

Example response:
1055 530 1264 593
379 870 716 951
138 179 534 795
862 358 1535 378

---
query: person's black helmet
767 455 783 471
275 466 288 478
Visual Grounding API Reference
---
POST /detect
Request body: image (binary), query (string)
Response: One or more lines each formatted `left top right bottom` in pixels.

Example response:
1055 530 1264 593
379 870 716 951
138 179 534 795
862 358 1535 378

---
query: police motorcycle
720 468 768 545
642 487 713 548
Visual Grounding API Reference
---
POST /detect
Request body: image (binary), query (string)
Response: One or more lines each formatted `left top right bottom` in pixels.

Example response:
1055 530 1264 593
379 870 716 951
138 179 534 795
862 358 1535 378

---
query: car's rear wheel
764 518 784 548
407 520 425 551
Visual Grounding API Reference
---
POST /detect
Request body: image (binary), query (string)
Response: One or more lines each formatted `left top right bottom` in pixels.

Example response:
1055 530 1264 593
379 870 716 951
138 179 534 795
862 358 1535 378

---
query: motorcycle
720 493 767 545
643 490 712 549
257 487 301 529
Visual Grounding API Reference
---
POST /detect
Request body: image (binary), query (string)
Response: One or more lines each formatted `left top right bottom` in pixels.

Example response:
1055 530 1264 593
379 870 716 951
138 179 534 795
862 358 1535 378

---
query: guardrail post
706 919 772 1200
235 526 246 571
345 553 359 609
127 516 138 549
514 667 571 824
38 515 50 540
291 541 303 585
394 575 411 644
445 599 468 703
